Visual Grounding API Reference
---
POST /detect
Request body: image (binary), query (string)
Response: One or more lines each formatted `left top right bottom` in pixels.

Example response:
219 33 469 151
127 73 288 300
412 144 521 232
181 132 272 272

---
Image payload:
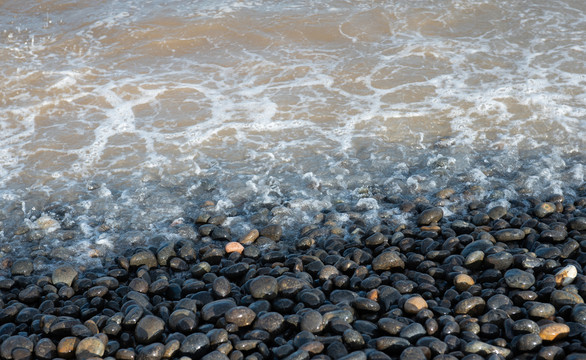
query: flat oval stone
300 310 324 333
554 265 578 287
513 333 542 352
550 290 584 308
225 306 256 327
353 297 380 312
130 250 158 269
418 207 443 226
512 319 540 335
404 295 428 315
494 229 525 242
34 338 56 360
169 309 197 333
455 297 486 316
528 303 555 319
253 312 285 335
572 304 586 325
201 299 236 322
539 323 570 341
249 275 278 300
534 202 556 218
463 340 511 358
375 337 410 352
504 269 535 290
372 251 404 272
138 342 164 360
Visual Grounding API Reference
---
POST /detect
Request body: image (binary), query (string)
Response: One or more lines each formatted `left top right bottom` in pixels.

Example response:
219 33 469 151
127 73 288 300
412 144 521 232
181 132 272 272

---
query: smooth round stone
130 250 158 268
461 240 493 258
536 346 565 360
572 304 586 325
353 297 380 312
485 252 513 270
260 225 282 241
300 310 324 333
528 303 556 319
550 290 584 308
400 347 427 360
138 342 164 360
463 341 511 358
278 276 309 297
225 242 244 254
18 285 42 304
57 337 80 358
299 341 324 355
512 319 540 335
372 251 404 271
225 306 256 327
454 297 486 316
343 329 365 349
75 336 105 359
554 265 578 287
201 299 236 322
180 333 210 357
365 233 386 247
376 318 405 336
87 285 109 298
212 276 231 298
535 203 556 218
34 338 56 360
254 312 285 335
202 350 230 360
486 294 513 310
488 206 507 220
504 269 535 290
52 266 78 286
513 333 542 352
399 323 426 342
135 315 165 344
454 274 475 292
249 276 278 300
129 278 149 293
375 337 410 352
1 335 34 359
404 296 428 315
465 251 485 269
169 309 197 333
568 217 586 231
330 290 358 305
318 265 339 281
494 228 525 242
417 207 443 226
11 260 33 276
539 323 570 341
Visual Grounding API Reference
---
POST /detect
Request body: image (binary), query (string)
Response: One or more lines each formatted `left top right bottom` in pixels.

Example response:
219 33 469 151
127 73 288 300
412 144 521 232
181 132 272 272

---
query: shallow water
0 0 584 266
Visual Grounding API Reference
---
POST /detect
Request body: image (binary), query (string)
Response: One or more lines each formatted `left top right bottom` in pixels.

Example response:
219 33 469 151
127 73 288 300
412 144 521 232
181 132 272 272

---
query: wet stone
52 266 78 286
504 269 535 290
1 335 34 360
375 337 410 352
130 250 158 269
138 342 164 360
300 310 324 333
512 319 540 335
201 299 236 322
75 336 106 359
455 296 486 316
260 225 282 241
554 265 577 287
404 295 428 315
249 275 278 300
372 251 404 271
180 333 210 357
400 323 426 343
494 228 525 242
539 323 570 341
169 309 197 333
254 312 285 335
343 329 365 349
417 207 443 226
488 206 507 220
135 315 165 344
225 306 256 327
212 276 231 298
34 338 56 360
528 303 555 319
463 340 511 358
353 297 380 312
11 260 33 276
400 347 427 360
535 202 556 218
513 333 542 352
550 290 584 308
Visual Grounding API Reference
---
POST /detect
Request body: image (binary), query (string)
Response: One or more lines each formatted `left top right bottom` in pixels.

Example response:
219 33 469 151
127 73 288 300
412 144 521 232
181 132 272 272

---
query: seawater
0 0 584 266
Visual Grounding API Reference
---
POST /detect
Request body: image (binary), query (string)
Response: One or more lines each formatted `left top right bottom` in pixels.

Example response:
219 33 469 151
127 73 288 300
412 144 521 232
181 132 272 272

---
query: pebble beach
1 186 586 360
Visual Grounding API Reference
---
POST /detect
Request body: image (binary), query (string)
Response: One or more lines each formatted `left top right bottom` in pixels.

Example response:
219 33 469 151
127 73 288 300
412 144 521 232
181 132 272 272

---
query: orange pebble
367 289 378 301
225 242 244 254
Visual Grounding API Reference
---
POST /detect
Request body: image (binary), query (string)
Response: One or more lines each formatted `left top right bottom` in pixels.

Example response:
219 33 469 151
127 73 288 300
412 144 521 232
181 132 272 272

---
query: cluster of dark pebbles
1 191 586 360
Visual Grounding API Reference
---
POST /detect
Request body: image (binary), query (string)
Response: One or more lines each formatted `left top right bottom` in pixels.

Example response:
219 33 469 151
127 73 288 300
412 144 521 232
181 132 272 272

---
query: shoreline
1 188 585 359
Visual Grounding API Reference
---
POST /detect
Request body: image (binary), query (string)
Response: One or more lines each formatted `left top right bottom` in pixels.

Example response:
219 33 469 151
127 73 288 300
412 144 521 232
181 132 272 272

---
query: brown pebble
225 242 244 254
367 289 378 301
57 337 80 358
240 229 260 244
539 323 570 341
404 295 428 315
454 274 475 292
